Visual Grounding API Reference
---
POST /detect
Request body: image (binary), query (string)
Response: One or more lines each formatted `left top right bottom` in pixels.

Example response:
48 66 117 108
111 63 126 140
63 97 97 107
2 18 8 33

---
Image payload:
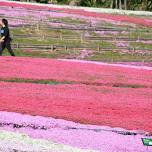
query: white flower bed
0 130 98 152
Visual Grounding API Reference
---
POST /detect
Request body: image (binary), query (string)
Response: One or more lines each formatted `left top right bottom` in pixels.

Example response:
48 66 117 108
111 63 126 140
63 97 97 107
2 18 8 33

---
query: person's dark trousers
0 38 15 56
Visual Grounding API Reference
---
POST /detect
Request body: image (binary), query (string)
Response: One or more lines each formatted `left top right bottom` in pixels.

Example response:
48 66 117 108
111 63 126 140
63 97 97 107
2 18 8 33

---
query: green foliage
54 0 152 11
36 0 48 4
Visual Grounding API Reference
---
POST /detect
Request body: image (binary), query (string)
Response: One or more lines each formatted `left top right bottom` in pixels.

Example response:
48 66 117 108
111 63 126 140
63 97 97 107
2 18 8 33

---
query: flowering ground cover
0 75 151 133
0 1 152 27
1 1 152 62
0 111 150 152
0 1 152 151
0 6 90 26
0 57 151 88
113 62 152 67
0 57 152 134
0 130 96 152
0 57 151 152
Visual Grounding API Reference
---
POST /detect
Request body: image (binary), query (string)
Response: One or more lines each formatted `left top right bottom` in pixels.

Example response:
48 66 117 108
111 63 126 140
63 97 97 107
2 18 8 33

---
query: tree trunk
124 0 127 10
115 0 118 9
119 0 122 9
110 0 114 8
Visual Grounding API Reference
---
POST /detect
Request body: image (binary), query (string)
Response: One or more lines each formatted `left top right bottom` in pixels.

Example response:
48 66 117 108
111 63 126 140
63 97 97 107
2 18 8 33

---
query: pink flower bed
116 42 129 47
136 40 152 44
0 6 88 20
114 62 152 67
95 31 119 36
0 1 152 27
0 82 152 133
0 111 150 152
0 57 151 88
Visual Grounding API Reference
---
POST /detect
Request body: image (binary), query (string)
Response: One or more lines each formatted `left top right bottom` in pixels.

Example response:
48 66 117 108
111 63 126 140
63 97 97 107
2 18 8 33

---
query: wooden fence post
36 23 40 31
43 35 45 40
65 45 67 51
111 53 114 62
97 45 100 52
60 33 63 40
81 34 83 43
17 43 19 49
51 45 54 52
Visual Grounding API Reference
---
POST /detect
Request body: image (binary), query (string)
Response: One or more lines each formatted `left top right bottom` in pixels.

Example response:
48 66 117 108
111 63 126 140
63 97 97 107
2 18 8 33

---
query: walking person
0 18 15 56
